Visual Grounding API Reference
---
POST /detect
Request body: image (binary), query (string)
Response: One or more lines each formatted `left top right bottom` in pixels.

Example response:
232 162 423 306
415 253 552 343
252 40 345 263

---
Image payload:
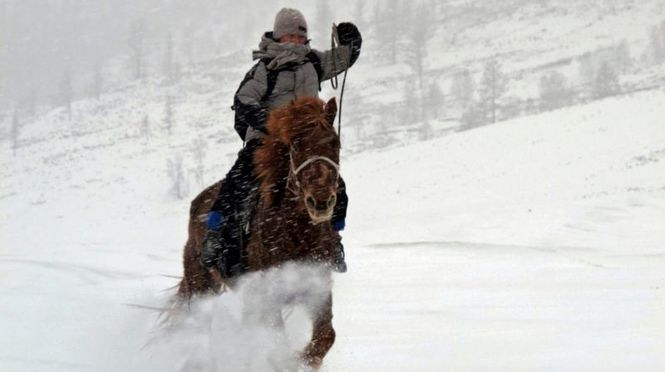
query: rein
330 23 351 141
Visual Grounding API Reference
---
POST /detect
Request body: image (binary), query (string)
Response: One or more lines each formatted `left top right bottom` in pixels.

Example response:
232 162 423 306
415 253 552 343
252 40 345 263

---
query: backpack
232 51 324 110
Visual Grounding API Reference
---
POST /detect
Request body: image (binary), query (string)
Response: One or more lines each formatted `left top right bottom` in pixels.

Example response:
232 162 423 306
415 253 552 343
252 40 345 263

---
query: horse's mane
254 96 339 206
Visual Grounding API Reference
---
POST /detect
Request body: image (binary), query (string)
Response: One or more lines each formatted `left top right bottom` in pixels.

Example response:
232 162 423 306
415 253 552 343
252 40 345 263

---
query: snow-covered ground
1 87 664 371
332 90 665 371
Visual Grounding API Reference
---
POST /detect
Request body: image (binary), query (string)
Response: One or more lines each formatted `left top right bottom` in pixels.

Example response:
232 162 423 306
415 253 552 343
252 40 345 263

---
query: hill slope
1 88 664 371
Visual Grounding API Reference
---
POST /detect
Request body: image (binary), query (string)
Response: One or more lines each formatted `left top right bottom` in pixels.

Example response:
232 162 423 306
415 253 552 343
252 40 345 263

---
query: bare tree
162 33 176 83
23 86 37 117
0 3 8 111
92 61 103 100
613 40 632 73
425 82 445 121
451 69 475 111
128 18 146 80
140 114 150 141
60 67 73 120
577 52 596 88
374 0 401 64
539 71 571 111
180 26 196 69
461 100 486 129
164 95 174 135
418 121 433 141
11 108 20 156
649 21 665 64
402 78 420 124
592 62 621 99
167 154 188 199
191 137 207 188
478 59 508 123
404 2 433 90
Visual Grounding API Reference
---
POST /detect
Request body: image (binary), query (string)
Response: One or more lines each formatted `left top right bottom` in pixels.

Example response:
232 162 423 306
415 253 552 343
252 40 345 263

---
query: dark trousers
211 140 262 218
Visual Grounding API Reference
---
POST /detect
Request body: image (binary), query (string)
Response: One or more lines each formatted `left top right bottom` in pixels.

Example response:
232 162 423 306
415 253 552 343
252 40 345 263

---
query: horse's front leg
302 294 335 369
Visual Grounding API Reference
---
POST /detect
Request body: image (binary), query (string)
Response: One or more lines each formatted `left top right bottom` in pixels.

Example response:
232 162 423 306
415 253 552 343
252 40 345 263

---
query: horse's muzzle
305 194 336 224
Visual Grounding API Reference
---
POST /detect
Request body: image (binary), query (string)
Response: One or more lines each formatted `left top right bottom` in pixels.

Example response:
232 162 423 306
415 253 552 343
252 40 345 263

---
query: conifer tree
478 60 508 123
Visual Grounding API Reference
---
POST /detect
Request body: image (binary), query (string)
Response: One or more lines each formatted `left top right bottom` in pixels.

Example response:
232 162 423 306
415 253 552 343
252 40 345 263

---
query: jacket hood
252 32 311 70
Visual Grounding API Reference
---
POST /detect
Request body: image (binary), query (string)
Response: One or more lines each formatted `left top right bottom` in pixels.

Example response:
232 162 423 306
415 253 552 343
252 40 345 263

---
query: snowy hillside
347 90 665 250
4 0 665 155
2 87 665 371
2 0 665 371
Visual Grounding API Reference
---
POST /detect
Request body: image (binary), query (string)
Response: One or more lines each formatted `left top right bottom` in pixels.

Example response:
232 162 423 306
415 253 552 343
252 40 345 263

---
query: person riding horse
201 8 362 278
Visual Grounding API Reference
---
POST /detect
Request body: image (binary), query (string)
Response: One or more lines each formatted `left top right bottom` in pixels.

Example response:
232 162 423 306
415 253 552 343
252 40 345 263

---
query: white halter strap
288 152 340 193
292 155 339 175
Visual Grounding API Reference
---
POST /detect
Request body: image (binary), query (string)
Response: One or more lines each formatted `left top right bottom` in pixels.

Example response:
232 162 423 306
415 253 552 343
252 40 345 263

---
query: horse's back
177 180 223 298
189 180 223 222
188 180 222 248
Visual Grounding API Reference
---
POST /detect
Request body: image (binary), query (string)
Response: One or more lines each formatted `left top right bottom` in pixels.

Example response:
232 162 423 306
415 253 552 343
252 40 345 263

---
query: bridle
287 149 339 194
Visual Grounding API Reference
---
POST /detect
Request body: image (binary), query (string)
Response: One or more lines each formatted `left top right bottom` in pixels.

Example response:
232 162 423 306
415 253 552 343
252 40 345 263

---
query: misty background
4 0 664 178
1 0 363 113
2 1 665 371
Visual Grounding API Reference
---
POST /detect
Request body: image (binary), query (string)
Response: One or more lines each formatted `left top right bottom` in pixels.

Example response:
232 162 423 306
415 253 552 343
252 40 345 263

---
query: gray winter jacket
234 30 361 143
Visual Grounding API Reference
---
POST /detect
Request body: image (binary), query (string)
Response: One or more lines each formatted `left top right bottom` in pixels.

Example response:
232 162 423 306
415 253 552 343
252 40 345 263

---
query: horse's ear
324 97 337 126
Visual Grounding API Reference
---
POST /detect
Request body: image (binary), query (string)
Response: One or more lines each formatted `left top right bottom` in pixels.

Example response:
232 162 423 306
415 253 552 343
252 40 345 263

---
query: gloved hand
336 22 362 65
336 22 361 46
234 97 268 141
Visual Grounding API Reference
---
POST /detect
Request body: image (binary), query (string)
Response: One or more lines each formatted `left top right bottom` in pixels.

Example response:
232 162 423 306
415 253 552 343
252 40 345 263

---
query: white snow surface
2 88 665 371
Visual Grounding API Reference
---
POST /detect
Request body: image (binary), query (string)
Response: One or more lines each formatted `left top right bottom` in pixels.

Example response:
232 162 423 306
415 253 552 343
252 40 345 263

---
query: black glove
233 97 268 141
337 22 361 46
336 22 362 66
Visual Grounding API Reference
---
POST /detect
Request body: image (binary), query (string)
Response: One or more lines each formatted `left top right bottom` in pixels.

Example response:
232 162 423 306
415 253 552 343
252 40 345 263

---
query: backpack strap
305 51 324 91
261 56 319 98
262 58 279 101
232 58 277 111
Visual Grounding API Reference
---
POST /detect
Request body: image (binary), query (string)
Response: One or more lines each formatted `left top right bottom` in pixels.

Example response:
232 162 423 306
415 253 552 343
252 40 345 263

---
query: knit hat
273 8 308 40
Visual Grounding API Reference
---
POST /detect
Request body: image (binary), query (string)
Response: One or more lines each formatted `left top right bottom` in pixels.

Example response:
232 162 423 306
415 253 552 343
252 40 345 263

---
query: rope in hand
330 23 351 141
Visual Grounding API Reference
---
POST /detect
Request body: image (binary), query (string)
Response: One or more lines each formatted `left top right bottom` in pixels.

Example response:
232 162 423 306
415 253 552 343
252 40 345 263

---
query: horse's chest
251 220 333 267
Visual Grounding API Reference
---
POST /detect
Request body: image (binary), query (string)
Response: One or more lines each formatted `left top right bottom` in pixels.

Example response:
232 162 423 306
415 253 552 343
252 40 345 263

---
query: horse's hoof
302 355 322 371
209 268 223 284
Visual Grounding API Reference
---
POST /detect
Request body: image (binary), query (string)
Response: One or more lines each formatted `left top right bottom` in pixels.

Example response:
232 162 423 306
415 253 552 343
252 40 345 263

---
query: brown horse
177 96 341 368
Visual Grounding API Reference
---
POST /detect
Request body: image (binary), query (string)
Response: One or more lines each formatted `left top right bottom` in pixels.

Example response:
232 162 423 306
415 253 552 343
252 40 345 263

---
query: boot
333 233 347 273
201 229 229 276
202 227 243 279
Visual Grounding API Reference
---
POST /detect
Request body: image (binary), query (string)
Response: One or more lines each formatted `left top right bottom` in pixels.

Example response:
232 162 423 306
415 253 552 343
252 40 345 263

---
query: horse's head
255 96 340 224
288 98 340 223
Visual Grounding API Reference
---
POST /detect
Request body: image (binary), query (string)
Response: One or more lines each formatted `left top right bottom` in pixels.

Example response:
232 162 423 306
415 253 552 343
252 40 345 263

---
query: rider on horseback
201 8 362 278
